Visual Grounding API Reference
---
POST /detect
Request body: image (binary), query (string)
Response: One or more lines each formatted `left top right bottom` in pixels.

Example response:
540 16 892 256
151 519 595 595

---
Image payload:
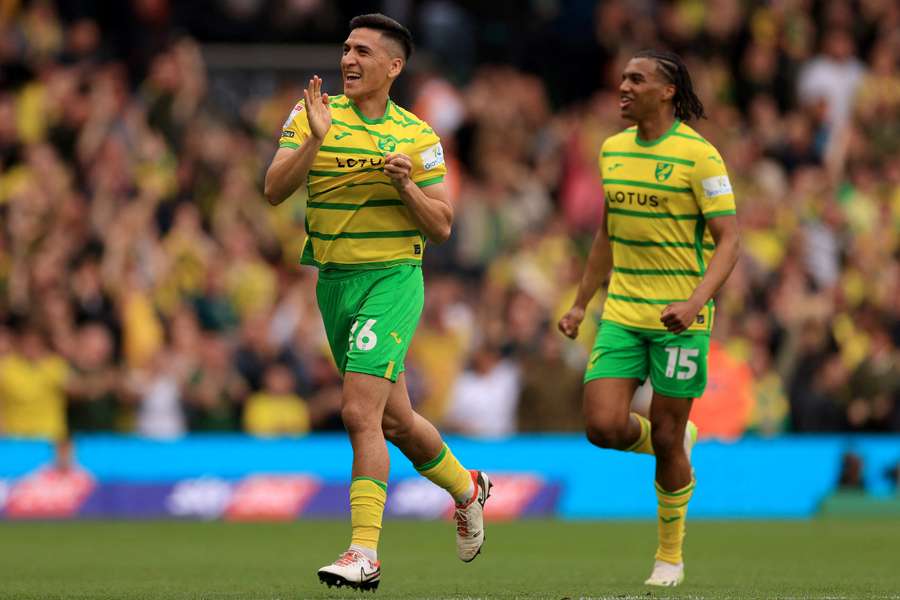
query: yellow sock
625 413 654 455
655 478 695 564
349 477 387 551
415 444 473 504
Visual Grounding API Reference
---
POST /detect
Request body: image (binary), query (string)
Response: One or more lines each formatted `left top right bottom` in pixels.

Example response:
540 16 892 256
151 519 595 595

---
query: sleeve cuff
415 175 445 187
703 209 737 218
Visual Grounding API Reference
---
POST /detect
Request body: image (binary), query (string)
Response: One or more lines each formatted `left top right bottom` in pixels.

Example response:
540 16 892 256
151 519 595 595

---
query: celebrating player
264 13 491 593
558 50 741 587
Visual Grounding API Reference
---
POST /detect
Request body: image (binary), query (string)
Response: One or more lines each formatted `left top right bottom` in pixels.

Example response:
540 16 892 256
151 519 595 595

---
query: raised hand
383 153 413 189
558 305 586 339
303 75 331 141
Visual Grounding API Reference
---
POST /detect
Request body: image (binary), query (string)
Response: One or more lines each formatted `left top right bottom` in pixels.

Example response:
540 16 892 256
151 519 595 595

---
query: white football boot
455 470 493 562
685 421 698 460
317 549 380 592
645 559 685 587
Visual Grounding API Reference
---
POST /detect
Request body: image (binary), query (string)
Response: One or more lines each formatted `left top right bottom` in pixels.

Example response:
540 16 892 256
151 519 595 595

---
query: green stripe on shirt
602 179 692 193
307 229 420 240
307 199 404 210
602 151 695 166
607 293 684 305
607 208 700 220
613 267 703 277
672 132 710 145
308 180 394 199
330 118 416 142
610 235 715 250
318 145 384 156
308 168 385 178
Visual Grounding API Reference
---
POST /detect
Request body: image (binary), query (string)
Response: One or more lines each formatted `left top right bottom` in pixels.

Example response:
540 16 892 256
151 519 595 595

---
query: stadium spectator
244 362 309 437
444 341 521 438
65 322 123 432
0 324 68 439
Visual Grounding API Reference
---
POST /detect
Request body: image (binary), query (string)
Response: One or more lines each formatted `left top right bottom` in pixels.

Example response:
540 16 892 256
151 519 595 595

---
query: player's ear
662 83 676 102
388 56 404 80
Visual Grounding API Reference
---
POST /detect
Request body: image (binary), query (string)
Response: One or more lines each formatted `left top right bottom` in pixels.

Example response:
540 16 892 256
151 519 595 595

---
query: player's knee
585 419 628 449
650 421 682 455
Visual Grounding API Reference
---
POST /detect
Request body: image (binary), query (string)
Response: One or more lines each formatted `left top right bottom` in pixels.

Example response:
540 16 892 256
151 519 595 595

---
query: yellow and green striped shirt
279 94 446 269
599 119 736 333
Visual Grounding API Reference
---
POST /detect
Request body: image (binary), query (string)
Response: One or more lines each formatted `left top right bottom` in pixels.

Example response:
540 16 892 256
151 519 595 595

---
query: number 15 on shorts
349 319 378 351
664 347 699 380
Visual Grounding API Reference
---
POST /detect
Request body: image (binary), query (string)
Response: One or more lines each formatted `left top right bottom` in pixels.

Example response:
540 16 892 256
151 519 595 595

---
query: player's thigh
345 265 424 382
583 321 648 426
316 274 354 374
647 332 709 399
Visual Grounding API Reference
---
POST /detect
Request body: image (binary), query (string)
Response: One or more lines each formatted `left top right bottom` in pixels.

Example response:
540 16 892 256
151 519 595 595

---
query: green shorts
584 320 710 398
316 265 423 382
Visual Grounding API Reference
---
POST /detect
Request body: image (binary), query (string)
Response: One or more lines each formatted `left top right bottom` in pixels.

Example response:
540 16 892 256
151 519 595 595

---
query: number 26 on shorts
664 347 699 380
349 319 378 351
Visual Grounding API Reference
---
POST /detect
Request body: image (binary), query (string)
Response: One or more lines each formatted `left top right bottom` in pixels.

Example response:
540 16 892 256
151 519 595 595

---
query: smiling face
341 28 404 100
619 57 675 122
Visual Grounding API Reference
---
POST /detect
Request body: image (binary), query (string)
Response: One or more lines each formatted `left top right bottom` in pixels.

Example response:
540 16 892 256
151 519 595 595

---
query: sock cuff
624 413 650 452
414 444 448 472
655 479 695 507
351 476 388 493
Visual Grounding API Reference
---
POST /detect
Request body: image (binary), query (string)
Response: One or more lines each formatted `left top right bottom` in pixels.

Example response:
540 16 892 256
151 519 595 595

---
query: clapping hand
303 75 331 141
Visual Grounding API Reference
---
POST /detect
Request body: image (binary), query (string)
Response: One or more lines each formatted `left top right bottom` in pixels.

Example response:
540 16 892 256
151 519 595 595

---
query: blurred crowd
0 0 898 441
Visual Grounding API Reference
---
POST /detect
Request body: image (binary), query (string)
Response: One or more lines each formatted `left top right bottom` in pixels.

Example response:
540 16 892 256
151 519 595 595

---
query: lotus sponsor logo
165 477 233 519
334 156 384 168
5 468 95 518
224 475 320 521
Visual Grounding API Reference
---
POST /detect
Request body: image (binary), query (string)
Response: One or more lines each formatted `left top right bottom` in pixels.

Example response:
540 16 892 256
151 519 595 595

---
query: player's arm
661 215 740 334
662 149 742 334
263 76 330 205
264 142 321 206
558 210 613 339
383 155 453 243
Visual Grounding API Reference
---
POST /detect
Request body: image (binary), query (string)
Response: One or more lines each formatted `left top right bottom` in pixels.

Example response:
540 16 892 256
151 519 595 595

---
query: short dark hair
633 49 706 122
349 13 413 60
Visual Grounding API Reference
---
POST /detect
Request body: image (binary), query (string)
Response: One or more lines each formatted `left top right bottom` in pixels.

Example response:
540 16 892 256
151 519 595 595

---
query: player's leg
583 321 649 452
381 374 491 562
315 270 400 591
643 332 709 587
343 372 392 548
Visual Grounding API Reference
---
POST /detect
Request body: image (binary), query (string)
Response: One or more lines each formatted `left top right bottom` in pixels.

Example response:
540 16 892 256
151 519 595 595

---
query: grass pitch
0 519 897 599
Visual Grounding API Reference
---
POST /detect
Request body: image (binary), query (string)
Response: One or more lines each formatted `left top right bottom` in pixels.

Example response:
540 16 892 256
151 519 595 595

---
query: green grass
0 519 897 599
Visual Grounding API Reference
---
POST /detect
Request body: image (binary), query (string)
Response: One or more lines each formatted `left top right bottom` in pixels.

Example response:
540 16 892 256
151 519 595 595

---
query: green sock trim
655 479 696 497
352 476 388 492
624 415 649 452
414 444 448 472
659 498 691 508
